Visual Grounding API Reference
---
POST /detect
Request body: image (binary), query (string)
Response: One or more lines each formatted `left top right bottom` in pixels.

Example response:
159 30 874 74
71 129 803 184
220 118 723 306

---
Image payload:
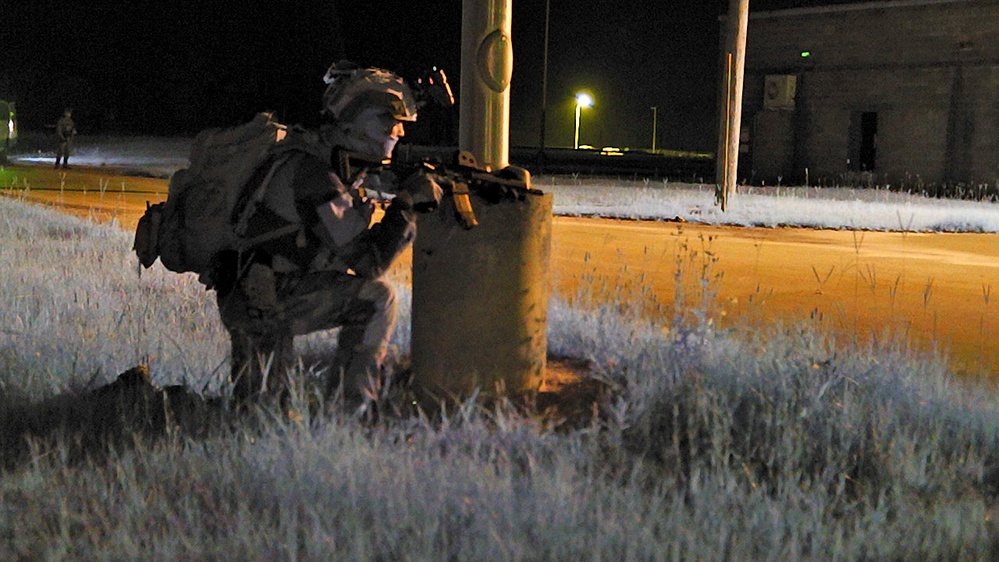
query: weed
812 265 835 294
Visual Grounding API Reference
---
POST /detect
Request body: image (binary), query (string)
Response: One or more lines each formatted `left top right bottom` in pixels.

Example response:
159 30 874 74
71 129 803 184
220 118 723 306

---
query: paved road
4 163 998 378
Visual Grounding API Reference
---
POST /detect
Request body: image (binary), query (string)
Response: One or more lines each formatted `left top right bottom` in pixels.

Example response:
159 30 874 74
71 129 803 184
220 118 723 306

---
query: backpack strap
233 153 296 238
236 224 301 252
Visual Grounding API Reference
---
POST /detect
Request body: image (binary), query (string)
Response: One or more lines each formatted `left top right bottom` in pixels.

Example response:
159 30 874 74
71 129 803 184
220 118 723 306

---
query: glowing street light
573 92 593 149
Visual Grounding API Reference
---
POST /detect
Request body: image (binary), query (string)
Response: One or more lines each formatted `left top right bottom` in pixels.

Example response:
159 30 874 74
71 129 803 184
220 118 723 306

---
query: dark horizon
3 1 876 152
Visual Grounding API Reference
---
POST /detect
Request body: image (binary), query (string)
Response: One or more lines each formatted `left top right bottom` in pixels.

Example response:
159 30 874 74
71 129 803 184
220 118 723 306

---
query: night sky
3 1 872 152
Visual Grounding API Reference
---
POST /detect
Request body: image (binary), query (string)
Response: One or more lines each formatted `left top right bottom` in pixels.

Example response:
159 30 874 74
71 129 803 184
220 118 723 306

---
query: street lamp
573 92 593 149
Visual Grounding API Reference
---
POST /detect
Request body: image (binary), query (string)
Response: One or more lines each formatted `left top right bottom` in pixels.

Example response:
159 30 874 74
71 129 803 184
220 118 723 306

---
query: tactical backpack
133 112 316 288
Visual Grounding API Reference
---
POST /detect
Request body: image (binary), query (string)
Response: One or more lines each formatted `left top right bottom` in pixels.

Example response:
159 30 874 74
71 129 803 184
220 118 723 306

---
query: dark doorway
848 111 878 171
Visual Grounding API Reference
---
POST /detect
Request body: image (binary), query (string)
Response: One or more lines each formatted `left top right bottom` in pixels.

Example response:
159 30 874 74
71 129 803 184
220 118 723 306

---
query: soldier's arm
293 154 369 246
343 170 442 278
291 153 417 278
340 194 416 278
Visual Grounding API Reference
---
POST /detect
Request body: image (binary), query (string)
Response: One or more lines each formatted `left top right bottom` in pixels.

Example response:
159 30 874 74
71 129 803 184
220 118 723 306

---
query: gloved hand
400 171 444 213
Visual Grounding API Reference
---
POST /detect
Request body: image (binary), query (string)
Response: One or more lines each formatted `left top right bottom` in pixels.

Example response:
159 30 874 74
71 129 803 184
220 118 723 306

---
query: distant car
600 146 624 156
0 100 17 164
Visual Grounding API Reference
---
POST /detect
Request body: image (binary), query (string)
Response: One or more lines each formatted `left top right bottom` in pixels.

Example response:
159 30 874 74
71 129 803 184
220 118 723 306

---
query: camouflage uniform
215 137 420 403
55 110 76 169
212 63 441 405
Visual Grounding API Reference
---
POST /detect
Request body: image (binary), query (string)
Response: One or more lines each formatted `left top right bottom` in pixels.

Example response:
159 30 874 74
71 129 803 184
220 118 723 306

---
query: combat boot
326 344 385 404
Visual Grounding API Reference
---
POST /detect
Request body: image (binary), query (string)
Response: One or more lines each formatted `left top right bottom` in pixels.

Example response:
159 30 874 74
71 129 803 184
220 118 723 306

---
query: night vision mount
412 67 455 110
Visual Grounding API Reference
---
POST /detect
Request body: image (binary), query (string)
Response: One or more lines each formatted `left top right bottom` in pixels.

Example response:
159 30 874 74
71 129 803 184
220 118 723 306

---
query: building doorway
848 111 878 171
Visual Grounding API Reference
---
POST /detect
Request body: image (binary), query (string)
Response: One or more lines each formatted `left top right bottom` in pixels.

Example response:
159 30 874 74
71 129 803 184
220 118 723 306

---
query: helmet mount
321 62 418 124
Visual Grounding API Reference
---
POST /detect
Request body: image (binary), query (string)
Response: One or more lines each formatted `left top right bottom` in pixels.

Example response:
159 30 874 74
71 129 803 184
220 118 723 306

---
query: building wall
739 0 999 186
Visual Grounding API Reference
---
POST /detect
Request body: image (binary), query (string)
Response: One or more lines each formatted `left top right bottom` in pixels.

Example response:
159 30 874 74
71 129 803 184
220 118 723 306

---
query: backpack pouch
133 202 164 269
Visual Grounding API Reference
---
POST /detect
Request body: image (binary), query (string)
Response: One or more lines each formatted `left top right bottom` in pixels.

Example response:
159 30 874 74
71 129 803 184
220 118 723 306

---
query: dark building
736 0 999 187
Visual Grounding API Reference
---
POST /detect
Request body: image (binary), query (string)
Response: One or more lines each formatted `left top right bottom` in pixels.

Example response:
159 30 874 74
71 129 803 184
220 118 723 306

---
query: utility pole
413 0 553 400
715 0 749 211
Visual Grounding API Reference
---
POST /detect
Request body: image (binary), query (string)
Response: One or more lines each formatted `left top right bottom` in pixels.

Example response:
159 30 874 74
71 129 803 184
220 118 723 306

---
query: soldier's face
347 106 405 159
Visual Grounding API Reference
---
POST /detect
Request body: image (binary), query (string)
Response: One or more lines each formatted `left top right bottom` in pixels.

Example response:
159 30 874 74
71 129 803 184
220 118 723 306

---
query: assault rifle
401 149 537 229
402 67 539 228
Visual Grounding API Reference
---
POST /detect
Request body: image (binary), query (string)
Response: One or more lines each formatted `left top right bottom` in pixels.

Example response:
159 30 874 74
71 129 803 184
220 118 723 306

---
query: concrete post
412 0 553 400
412 191 553 398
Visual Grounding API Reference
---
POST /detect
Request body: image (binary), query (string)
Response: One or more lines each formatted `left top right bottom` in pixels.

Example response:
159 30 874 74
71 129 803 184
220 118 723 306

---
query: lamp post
574 92 593 149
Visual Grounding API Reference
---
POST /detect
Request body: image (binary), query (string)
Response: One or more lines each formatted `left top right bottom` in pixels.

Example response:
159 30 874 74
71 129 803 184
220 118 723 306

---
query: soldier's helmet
321 61 418 124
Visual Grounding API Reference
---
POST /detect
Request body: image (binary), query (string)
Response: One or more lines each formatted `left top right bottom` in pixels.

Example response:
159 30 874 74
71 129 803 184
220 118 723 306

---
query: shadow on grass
0 365 227 471
0 355 610 473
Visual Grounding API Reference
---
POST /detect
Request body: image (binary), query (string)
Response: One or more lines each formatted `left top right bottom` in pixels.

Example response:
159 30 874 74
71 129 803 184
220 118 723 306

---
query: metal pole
458 0 513 169
539 0 550 164
715 0 749 211
651 106 658 152
574 102 581 149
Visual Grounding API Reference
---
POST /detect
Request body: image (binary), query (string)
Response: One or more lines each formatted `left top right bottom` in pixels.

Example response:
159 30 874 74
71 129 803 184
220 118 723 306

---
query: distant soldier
0 100 13 165
54 108 76 169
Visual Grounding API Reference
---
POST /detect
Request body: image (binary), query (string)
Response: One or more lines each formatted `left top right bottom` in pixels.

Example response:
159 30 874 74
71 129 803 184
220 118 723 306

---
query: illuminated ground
4 162 998 380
